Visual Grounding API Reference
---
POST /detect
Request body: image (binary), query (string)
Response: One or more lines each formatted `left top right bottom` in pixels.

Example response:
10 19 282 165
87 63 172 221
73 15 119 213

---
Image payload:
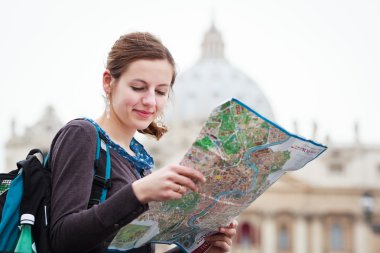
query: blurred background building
4 105 62 170
4 24 380 253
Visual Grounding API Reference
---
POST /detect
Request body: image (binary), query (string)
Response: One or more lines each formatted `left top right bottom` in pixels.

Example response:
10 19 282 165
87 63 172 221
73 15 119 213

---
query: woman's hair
106 32 176 140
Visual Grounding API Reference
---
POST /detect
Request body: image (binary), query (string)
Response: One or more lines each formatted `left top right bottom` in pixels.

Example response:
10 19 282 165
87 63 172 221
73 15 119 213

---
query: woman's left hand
204 220 238 253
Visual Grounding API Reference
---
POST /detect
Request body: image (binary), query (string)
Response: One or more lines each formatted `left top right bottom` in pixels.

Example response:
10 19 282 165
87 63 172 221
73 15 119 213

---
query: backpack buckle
88 198 101 207
93 175 112 189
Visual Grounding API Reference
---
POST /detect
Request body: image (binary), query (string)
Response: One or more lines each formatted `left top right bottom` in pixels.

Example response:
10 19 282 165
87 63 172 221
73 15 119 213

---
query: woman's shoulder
54 118 98 143
65 118 97 132
64 118 96 130
49 118 99 166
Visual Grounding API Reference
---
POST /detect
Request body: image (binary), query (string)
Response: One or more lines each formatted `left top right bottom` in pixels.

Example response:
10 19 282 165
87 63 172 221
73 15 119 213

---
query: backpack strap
87 122 112 208
44 118 112 208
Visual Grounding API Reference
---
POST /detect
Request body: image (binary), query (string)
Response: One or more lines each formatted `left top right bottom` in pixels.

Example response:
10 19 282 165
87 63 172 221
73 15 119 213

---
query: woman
49 32 237 253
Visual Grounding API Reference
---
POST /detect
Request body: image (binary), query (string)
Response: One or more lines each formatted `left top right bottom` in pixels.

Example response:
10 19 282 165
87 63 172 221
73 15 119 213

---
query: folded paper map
108 98 327 253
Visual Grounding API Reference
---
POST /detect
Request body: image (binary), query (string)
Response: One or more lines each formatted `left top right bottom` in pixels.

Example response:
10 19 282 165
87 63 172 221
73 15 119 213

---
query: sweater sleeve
49 121 148 253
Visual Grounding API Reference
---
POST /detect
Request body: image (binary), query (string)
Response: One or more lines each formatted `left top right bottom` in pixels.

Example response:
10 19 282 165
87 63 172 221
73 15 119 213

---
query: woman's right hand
131 165 206 203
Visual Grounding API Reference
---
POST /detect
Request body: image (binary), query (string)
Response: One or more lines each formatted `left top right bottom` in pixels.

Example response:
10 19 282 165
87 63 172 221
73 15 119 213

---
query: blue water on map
188 137 290 227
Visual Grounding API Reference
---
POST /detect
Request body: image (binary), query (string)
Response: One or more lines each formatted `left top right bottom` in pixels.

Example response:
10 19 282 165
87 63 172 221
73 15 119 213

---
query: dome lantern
201 22 225 60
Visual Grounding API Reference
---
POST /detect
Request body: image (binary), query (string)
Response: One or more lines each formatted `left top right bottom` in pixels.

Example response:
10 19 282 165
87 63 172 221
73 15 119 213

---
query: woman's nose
142 90 156 106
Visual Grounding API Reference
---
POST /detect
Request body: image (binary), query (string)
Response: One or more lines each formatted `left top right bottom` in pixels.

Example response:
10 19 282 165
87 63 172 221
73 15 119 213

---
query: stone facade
4 105 62 171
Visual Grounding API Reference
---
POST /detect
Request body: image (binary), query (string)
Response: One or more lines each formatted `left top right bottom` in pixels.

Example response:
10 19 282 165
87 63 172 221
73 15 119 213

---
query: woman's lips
134 109 154 119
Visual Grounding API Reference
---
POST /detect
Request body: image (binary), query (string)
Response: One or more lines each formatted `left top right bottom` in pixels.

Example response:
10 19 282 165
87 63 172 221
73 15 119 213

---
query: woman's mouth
134 109 154 119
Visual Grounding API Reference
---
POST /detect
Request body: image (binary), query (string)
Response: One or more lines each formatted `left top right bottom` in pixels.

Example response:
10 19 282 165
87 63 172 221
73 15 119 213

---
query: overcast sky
1 0 380 168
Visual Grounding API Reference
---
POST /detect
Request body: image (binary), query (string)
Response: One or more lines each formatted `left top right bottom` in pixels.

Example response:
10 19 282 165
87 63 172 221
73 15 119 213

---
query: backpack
0 119 112 252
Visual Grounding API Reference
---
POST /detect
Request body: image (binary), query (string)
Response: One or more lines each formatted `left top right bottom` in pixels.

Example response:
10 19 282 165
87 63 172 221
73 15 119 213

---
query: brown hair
106 32 176 140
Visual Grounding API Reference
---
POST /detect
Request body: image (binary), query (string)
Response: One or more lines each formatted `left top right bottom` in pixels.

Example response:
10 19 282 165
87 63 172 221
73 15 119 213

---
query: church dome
171 24 274 122
144 24 275 167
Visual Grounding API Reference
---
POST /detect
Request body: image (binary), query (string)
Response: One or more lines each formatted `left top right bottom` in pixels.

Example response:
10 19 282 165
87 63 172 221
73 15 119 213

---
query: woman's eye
156 90 167 96
131 87 144 91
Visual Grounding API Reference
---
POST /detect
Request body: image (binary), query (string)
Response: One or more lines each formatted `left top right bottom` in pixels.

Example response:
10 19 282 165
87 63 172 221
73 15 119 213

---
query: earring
106 94 111 119
155 114 166 127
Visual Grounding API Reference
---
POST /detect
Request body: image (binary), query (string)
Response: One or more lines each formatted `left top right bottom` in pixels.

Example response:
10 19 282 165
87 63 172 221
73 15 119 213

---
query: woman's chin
136 123 153 131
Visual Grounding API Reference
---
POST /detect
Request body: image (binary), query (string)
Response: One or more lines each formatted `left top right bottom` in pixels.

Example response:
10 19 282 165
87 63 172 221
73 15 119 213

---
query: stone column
262 214 276 253
354 217 369 253
310 216 323 253
294 215 308 253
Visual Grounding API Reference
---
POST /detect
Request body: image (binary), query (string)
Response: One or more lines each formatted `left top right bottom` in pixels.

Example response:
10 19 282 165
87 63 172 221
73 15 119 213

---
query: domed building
145 24 274 167
171 23 274 122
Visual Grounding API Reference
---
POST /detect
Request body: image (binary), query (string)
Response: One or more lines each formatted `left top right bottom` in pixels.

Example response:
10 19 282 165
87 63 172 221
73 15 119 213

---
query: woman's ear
103 69 112 94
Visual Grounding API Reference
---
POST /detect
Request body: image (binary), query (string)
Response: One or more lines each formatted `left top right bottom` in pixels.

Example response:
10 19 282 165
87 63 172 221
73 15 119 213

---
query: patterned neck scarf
84 118 154 176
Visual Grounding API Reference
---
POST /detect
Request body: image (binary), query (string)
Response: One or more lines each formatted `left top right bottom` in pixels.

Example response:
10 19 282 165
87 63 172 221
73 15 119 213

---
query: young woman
49 32 237 253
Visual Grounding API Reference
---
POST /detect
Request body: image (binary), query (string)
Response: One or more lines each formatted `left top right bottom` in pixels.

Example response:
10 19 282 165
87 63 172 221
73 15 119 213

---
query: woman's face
109 59 173 132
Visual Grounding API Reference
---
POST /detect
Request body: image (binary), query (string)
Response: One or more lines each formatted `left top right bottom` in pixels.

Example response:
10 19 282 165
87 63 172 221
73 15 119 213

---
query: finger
220 220 238 229
210 240 231 252
219 227 237 238
207 234 232 246
172 183 187 194
178 185 187 194
174 165 206 183
231 219 239 228
163 187 183 200
172 174 200 192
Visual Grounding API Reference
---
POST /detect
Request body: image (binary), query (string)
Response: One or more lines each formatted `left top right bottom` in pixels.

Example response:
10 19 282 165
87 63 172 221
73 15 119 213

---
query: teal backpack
0 119 112 252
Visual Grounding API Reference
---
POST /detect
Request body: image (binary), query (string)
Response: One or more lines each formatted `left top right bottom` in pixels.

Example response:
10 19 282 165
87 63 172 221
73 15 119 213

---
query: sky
1 0 380 168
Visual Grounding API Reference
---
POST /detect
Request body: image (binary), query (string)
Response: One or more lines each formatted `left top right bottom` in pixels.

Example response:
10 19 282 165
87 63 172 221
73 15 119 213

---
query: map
108 98 327 253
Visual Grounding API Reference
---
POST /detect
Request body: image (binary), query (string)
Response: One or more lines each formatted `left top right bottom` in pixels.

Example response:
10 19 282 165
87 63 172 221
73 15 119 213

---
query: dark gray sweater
49 120 153 253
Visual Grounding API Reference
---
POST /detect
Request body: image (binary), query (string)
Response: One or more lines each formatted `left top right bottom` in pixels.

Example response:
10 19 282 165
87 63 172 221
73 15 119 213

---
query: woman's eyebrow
157 83 170 87
131 79 170 87
130 78 148 85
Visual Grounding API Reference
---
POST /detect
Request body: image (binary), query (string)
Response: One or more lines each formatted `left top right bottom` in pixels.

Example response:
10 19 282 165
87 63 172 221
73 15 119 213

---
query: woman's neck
96 113 136 156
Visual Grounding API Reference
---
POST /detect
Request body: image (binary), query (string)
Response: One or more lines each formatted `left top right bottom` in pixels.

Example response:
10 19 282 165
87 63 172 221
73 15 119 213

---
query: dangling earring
106 94 111 119
155 114 166 127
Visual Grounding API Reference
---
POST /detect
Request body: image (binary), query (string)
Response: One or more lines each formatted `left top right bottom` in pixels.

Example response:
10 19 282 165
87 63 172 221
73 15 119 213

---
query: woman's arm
49 121 147 253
